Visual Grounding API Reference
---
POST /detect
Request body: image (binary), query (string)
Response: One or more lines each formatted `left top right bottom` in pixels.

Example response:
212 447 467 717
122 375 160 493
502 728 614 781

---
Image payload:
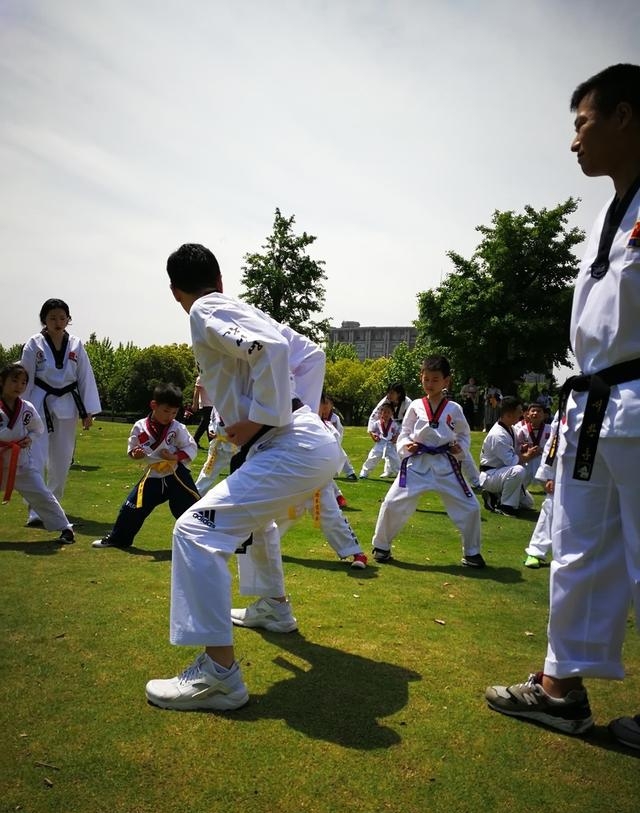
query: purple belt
399 443 472 497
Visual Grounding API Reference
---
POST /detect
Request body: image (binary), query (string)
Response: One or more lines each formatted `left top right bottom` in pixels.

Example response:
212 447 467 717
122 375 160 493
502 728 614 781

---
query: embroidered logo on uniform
628 220 640 248
166 430 176 445
193 509 216 528
68 351 78 362
23 412 32 426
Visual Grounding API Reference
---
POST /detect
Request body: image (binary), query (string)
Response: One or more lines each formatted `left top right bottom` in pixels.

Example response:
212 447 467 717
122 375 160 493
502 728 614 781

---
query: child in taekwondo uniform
0 363 75 543
359 402 401 479
92 383 199 548
370 355 484 568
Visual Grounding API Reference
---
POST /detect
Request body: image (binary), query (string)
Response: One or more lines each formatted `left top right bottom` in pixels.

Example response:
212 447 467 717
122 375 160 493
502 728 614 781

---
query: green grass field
1 422 638 813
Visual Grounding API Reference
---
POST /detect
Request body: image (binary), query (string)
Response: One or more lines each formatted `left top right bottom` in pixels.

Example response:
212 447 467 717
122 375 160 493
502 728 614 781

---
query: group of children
0 286 546 708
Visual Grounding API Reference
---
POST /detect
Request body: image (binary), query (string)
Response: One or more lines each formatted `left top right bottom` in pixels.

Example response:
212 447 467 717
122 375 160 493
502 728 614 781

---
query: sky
1 0 639 354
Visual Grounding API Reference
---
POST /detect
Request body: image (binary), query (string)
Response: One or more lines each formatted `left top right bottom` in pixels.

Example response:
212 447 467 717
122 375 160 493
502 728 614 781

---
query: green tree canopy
416 199 585 394
324 357 389 425
240 208 330 343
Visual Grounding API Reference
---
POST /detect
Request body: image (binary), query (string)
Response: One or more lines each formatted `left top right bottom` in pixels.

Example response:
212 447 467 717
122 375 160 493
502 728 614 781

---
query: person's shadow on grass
232 631 421 749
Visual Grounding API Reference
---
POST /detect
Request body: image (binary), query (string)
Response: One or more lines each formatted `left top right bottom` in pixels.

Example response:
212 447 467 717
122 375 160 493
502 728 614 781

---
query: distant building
328 321 418 361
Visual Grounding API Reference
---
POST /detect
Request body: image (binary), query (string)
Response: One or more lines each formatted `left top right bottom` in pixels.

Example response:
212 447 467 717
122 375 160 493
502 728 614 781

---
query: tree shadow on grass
231 631 421 749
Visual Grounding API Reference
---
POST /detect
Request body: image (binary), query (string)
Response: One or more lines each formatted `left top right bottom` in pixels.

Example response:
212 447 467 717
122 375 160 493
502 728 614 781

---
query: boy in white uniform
359 402 401 479
0 362 75 543
370 356 484 568
194 405 237 493
145 243 340 711
514 402 553 488
486 64 640 749
523 414 558 568
479 397 539 516
92 383 199 549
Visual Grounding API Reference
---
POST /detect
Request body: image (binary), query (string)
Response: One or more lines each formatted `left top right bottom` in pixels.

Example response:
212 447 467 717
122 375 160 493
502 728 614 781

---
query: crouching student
370 355 484 568
92 383 199 549
0 363 75 543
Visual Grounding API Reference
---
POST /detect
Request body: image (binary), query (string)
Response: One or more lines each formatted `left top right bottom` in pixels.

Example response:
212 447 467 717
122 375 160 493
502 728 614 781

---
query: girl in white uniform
367 384 412 477
0 363 74 542
21 299 101 523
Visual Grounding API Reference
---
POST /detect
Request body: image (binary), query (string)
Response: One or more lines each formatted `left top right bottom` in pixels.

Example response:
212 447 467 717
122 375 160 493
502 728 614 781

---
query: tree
324 342 359 362
385 342 423 399
324 357 389 425
240 208 330 342
415 199 585 394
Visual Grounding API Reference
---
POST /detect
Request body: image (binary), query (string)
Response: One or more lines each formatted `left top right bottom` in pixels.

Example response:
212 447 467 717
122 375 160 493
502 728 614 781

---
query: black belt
34 377 88 433
546 357 640 481
479 465 495 472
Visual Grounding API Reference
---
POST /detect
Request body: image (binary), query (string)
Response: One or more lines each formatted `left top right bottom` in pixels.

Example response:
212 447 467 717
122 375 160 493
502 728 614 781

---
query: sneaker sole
486 699 594 735
461 559 485 568
608 718 640 750
231 617 298 633
350 562 367 569
146 688 250 711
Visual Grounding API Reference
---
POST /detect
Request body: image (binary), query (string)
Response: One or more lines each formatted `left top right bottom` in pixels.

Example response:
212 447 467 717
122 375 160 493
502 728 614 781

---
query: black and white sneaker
462 553 486 568
91 537 129 549
58 528 75 544
481 490 499 512
486 672 594 735
372 547 392 563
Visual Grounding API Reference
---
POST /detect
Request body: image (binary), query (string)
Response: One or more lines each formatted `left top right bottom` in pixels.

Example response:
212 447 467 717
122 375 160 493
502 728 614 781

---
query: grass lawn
1 421 638 813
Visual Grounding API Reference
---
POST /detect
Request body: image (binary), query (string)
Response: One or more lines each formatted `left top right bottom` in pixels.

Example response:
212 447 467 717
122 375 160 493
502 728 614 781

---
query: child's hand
406 441 419 453
370 433 380 442
18 436 32 448
449 441 463 457
82 415 94 430
130 447 146 459
545 479 555 494
160 449 178 461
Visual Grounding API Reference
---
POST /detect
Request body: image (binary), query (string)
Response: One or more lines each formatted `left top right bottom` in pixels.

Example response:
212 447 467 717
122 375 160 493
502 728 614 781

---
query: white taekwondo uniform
170 293 340 646
21 330 101 513
359 417 401 478
0 396 73 531
545 182 640 680
371 397 481 558
479 421 534 509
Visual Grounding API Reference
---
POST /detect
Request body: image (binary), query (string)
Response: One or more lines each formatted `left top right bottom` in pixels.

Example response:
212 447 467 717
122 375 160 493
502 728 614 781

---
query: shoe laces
178 653 207 685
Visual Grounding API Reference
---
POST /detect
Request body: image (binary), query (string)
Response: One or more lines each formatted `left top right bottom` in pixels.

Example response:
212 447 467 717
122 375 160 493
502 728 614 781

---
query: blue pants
107 464 200 547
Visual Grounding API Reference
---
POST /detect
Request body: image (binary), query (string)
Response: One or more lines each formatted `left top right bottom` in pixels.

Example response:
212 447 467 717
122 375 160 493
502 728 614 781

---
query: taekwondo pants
372 455 481 557
479 464 532 508
544 432 640 679
170 411 341 646
360 441 400 478
525 492 553 560
7 469 71 531
277 480 362 560
195 437 236 494
28 415 77 519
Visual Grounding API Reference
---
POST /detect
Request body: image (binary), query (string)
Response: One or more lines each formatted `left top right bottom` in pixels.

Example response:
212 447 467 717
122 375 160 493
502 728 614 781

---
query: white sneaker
231 598 297 632
145 653 249 711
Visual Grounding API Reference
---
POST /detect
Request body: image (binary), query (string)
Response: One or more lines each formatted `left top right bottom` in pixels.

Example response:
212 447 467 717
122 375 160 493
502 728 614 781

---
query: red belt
0 440 22 503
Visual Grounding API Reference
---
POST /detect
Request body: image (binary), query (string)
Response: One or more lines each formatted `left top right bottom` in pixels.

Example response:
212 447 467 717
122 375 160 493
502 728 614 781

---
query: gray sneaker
485 672 594 734
609 714 640 750
146 653 249 711
230 598 297 633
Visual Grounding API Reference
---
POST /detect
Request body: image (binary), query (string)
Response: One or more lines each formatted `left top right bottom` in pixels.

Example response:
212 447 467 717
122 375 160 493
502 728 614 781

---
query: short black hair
166 243 221 294
570 63 640 116
379 401 395 413
500 396 522 416
420 355 451 378
0 362 29 387
39 298 70 324
151 383 183 409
